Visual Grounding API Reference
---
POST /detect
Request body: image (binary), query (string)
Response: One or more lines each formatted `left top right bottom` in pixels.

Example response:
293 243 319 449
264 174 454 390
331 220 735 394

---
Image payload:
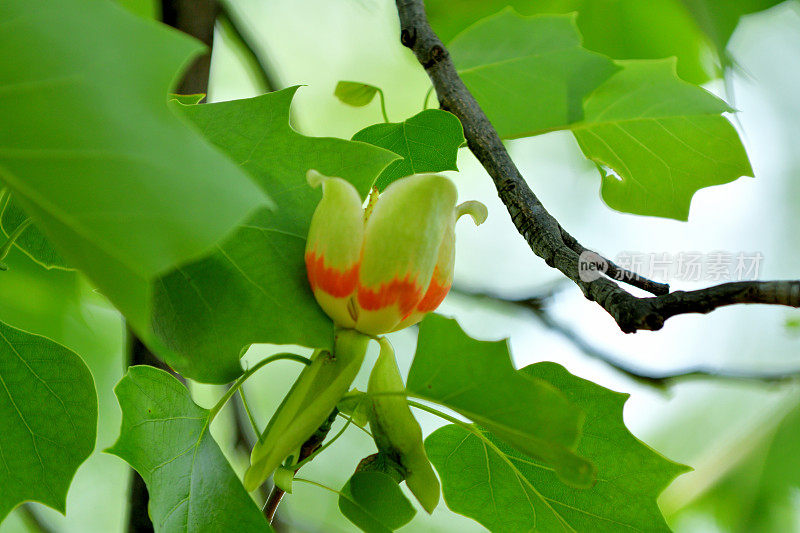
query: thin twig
453 288 800 388
161 0 219 95
394 0 800 333
262 409 339 522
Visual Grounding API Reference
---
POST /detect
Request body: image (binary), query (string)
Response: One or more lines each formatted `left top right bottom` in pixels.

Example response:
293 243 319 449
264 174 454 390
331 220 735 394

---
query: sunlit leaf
0 0 270 329
107 365 271 532
447 9 618 139
573 59 753 220
335 81 380 107
352 109 464 190
152 87 398 383
0 320 97 521
408 315 594 488
426 0 712 83
426 362 688 532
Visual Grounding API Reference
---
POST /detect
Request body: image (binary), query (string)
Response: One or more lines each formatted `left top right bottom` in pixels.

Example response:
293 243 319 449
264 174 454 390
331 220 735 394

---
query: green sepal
274 466 294 494
367 338 440 513
245 330 370 491
338 389 372 428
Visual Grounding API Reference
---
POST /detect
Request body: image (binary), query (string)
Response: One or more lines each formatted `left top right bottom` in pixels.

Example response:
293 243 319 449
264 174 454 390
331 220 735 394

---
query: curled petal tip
306 169 327 188
456 200 488 226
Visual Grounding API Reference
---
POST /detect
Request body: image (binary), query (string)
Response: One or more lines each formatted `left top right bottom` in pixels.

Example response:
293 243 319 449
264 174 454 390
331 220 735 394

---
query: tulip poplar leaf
338 471 417 533
0 0 270 329
447 9 619 139
107 366 271 532
425 362 689 532
688 399 800 530
0 195 69 270
352 109 465 190
408 315 594 488
681 0 785 59
152 87 398 383
335 81 380 107
573 59 753 220
440 8 753 220
428 0 791 83
0 319 97 521
427 0 712 84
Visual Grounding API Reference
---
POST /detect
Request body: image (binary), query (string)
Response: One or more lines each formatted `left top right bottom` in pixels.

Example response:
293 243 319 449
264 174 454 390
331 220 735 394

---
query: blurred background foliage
3 0 800 531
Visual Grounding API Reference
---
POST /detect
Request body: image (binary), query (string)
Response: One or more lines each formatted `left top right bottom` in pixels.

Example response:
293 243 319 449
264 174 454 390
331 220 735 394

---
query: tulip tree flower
305 170 487 335
244 171 487 494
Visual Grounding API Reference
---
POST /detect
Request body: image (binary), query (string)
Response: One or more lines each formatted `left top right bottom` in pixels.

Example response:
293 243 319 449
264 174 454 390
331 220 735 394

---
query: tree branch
394 0 800 333
454 288 800 388
262 409 339 522
161 0 220 96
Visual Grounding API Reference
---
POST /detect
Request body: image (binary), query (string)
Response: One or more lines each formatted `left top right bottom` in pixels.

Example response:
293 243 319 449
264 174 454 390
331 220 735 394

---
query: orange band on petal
357 275 424 318
306 251 359 298
415 273 450 313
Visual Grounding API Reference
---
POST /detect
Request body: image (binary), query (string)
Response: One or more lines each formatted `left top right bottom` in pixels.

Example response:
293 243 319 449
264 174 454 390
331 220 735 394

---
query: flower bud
305 171 486 335
244 330 369 492
368 338 440 513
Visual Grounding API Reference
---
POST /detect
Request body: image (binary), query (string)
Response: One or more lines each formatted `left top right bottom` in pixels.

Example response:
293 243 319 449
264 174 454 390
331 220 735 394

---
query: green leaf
169 93 206 105
338 471 417 533
338 389 371 428
681 0 785 58
352 109 465 190
355 452 407 484
447 9 618 139
407 314 594 488
426 362 688 532
115 0 158 18
335 81 381 107
0 0 269 329
107 365 271 532
685 398 800 530
573 59 753 220
0 319 97 521
426 0 712 84
151 88 398 383
0 194 68 270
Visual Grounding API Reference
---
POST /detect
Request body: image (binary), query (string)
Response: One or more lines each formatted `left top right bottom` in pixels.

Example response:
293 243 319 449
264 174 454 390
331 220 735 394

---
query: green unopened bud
367 337 440 513
244 330 369 492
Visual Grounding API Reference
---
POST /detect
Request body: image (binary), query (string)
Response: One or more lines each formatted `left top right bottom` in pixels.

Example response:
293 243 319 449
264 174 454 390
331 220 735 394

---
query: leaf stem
377 88 390 123
339 412 373 437
423 85 434 110
239 388 261 435
293 476 343 496
208 353 310 423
